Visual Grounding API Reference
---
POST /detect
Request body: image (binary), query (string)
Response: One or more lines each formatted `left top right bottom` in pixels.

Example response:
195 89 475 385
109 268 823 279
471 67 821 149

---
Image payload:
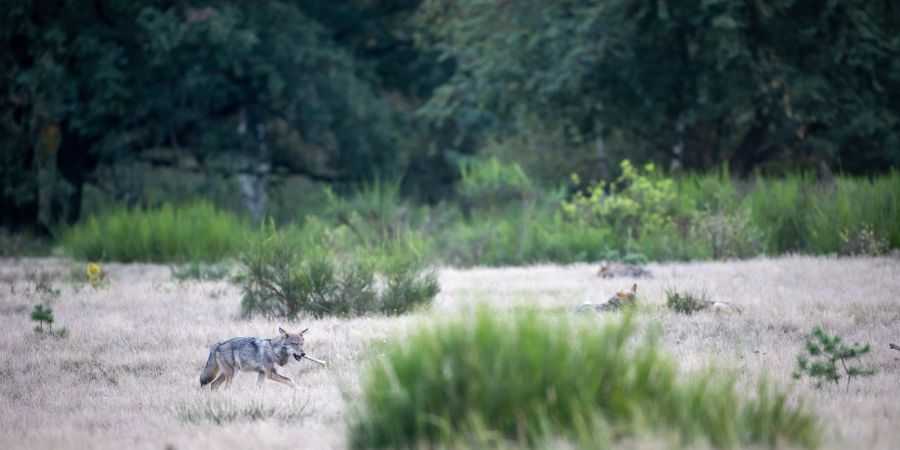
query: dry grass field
1 256 898 449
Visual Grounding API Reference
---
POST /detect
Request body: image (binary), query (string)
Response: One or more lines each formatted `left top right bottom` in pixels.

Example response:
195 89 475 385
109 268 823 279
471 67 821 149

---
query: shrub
665 289 712 315
793 326 875 389
62 201 247 262
562 160 690 238
240 223 438 318
349 310 818 448
369 239 440 315
839 223 889 256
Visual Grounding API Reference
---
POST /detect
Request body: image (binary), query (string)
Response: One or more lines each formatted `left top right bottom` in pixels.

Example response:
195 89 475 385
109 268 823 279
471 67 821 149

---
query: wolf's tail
199 344 219 386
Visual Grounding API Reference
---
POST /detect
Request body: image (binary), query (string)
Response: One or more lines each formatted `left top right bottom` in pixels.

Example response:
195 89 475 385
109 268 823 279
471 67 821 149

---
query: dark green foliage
349 310 818 448
793 326 876 389
419 0 900 176
0 230 50 257
62 202 246 262
3 0 900 237
1 0 439 231
240 222 438 318
30 304 54 333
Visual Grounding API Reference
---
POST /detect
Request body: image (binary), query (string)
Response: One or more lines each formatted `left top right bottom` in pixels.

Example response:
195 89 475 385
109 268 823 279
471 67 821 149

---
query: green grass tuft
349 310 818 449
62 201 247 262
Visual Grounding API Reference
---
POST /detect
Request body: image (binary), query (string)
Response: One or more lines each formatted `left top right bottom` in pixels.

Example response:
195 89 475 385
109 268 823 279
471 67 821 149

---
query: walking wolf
199 327 307 389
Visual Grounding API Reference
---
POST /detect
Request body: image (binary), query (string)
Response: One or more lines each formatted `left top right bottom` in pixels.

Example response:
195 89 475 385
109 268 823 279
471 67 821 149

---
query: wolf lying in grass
199 327 307 389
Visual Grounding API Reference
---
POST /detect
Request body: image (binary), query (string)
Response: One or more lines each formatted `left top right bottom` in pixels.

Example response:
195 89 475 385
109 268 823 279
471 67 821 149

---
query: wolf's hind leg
267 369 296 388
257 371 266 387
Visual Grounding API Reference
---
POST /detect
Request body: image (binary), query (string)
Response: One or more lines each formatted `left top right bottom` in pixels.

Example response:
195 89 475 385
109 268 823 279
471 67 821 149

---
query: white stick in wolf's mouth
302 354 327 367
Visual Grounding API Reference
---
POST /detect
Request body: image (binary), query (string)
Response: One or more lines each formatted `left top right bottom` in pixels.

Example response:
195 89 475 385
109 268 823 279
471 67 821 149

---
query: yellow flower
86 262 102 284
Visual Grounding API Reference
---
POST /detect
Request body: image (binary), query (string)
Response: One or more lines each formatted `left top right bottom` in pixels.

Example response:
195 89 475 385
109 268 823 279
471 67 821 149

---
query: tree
1 0 423 230
418 0 900 177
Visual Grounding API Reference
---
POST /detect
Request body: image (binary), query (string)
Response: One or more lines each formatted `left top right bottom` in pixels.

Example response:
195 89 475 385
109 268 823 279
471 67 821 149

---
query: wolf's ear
300 328 309 335
278 327 288 337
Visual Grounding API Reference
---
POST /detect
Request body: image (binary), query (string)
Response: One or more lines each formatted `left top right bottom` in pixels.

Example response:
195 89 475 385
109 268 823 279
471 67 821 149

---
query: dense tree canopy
2 0 898 232
419 0 900 175
1 0 438 230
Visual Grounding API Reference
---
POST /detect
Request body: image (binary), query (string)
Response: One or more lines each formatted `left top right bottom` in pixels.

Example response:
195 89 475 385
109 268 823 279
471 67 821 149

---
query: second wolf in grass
199 327 307 389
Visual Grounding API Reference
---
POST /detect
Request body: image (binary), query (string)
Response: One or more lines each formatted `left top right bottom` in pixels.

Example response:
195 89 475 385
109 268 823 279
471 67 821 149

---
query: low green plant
62 201 247 262
171 261 236 282
665 289 712 315
793 326 875 389
349 309 818 449
178 399 309 425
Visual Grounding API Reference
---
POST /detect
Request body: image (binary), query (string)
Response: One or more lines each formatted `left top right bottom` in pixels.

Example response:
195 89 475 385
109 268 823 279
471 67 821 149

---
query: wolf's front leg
257 371 266 387
267 369 296 388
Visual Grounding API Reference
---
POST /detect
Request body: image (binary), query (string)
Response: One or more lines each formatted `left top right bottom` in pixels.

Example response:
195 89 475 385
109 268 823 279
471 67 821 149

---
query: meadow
1 255 898 449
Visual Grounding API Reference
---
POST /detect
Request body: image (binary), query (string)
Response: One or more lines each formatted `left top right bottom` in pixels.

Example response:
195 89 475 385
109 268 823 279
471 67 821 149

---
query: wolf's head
278 327 308 361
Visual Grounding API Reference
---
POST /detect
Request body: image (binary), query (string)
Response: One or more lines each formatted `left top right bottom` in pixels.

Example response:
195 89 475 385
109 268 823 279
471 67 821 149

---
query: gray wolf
199 327 307 389
597 262 652 279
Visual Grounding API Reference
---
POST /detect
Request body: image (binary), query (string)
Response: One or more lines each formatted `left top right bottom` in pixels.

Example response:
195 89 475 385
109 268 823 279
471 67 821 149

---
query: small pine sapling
31 304 54 333
793 326 875 389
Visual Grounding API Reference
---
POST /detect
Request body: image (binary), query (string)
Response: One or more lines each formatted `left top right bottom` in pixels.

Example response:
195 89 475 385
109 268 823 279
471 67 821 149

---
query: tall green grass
63 202 247 262
349 310 818 448
746 172 900 253
55 168 900 265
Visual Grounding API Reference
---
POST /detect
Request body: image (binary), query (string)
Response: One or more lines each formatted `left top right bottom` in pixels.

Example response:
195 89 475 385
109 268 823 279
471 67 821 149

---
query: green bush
368 239 440 315
562 160 690 238
240 223 438 318
62 202 247 262
665 289 712 315
349 310 818 448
